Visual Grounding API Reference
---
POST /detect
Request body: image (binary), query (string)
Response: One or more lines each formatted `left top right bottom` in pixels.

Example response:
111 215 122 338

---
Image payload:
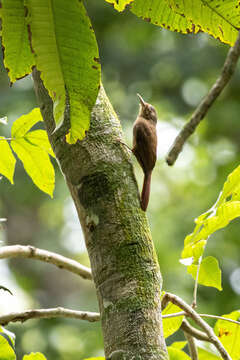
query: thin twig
162 293 231 360
163 311 240 326
0 307 100 326
184 330 199 360
192 256 202 308
181 319 209 342
166 30 240 166
0 245 92 280
199 313 240 326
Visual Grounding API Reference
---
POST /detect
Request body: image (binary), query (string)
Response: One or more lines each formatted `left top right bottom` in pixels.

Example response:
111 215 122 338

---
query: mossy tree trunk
33 69 168 360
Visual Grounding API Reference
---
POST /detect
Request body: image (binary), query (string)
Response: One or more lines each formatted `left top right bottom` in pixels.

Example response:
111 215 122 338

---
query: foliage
1 0 101 144
0 108 55 197
214 310 240 359
162 302 183 338
1 0 240 358
182 165 240 289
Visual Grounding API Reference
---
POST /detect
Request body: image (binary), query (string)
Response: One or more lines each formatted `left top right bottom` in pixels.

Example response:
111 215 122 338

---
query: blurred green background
1 1 240 359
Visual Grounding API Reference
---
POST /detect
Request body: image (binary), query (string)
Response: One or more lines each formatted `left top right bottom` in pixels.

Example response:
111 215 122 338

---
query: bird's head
137 94 157 124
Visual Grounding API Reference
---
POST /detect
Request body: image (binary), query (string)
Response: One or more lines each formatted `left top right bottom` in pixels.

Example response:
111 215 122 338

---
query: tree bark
32 69 168 360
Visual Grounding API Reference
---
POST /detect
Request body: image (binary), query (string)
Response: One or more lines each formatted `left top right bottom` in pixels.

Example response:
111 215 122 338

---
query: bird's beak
137 93 146 108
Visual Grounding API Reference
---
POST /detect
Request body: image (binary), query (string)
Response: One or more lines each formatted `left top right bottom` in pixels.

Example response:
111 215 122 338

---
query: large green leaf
27 0 101 143
187 256 222 290
25 130 55 157
1 0 35 83
162 302 183 338
23 353 47 360
168 347 191 360
11 108 43 138
0 137 16 184
214 310 240 359
182 201 240 260
0 333 16 360
105 0 134 11
166 0 240 45
11 138 55 197
131 0 201 34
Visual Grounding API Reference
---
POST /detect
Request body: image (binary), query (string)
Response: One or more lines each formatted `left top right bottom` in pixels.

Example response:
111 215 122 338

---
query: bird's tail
141 171 152 211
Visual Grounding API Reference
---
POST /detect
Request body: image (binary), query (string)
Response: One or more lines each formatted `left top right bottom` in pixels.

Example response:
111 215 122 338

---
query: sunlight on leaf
0 137 16 184
0 333 16 360
170 342 187 350
105 0 134 11
166 0 239 46
27 0 100 143
188 256 222 290
162 303 183 338
11 138 55 197
1 0 35 83
182 165 240 263
131 0 201 34
23 353 47 360
214 310 240 359
198 346 221 360
168 346 191 360
25 130 55 158
11 108 43 138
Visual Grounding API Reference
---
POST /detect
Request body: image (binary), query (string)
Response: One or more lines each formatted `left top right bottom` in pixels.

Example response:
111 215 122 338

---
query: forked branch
162 292 231 360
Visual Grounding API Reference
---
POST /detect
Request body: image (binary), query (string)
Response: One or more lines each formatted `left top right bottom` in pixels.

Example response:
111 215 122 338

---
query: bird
132 94 158 211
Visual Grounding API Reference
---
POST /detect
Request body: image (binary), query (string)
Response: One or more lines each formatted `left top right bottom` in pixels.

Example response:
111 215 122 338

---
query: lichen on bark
32 69 168 360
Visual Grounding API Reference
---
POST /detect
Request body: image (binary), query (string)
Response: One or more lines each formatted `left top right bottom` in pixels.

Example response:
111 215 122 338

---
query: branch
184 330 199 360
0 307 100 326
162 311 240 326
162 293 231 360
181 319 209 342
166 30 240 166
0 245 92 280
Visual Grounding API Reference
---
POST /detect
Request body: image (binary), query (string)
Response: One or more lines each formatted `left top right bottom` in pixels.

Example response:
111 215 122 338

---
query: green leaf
11 108 43 138
182 201 240 261
214 310 240 360
1 0 35 83
11 138 55 197
0 327 15 347
27 0 101 143
105 0 134 11
131 0 201 34
218 165 240 205
25 130 55 158
168 347 191 360
198 347 221 360
23 353 47 360
83 358 105 360
165 0 239 46
0 333 16 360
171 342 187 350
0 137 16 184
187 256 222 290
162 303 184 338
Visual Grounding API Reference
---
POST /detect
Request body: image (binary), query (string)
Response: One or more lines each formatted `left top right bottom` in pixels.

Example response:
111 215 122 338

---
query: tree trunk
32 69 168 360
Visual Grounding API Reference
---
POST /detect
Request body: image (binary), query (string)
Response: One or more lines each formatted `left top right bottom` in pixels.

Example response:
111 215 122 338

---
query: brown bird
133 94 158 211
